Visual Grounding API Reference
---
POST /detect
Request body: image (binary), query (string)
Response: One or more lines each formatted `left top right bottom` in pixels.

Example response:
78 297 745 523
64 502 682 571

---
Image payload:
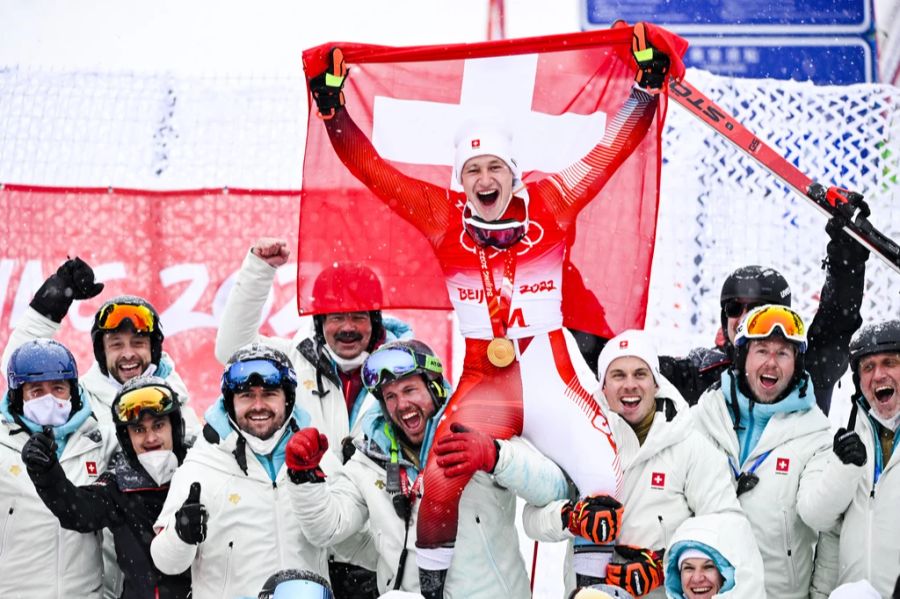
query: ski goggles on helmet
260 579 334 599
462 198 528 249
362 346 443 392
222 359 294 393
735 305 808 352
96 303 156 333
114 384 176 425
723 299 765 319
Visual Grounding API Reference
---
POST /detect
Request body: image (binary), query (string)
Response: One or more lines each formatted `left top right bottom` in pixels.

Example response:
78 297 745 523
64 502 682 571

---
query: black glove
309 47 348 120
825 217 869 269
30 257 104 322
21 430 58 475
175 482 208 545
833 427 867 467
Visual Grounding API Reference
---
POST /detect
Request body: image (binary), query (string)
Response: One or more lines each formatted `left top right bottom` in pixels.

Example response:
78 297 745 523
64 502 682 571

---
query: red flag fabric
299 29 668 338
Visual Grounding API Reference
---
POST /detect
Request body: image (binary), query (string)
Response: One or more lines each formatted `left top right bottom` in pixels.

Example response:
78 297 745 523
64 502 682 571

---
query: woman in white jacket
285 340 572 598
663 513 765 599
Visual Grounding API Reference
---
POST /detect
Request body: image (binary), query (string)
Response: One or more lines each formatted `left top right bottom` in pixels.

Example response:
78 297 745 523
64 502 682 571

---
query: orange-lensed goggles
114 385 176 424
737 305 807 350
97 303 156 333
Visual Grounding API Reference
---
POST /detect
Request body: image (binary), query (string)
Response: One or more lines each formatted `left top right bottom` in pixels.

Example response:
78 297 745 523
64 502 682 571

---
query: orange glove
606 545 664 597
562 495 624 544
309 47 348 120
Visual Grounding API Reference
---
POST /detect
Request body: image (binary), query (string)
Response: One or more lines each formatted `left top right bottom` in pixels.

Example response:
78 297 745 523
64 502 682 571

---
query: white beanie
677 548 714 570
453 119 521 184
827 580 880 599
597 329 661 388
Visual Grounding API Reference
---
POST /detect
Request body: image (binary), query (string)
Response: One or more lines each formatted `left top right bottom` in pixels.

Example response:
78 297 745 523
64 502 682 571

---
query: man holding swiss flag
302 22 686 597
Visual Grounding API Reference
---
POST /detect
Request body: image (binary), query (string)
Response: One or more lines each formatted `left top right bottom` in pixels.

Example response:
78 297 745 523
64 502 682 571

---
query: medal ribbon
476 247 518 338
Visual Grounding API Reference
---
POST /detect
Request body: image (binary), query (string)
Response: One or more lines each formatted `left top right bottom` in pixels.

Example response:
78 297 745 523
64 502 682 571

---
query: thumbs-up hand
174 482 207 545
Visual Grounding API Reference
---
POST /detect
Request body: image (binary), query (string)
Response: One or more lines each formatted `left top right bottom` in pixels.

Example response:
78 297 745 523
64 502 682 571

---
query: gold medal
487 337 516 368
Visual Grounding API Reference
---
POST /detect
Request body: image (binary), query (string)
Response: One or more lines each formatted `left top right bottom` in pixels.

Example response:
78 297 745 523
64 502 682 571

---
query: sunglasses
362 346 443 392
723 299 764 319
97 303 156 333
115 385 176 424
221 359 294 393
738 305 807 349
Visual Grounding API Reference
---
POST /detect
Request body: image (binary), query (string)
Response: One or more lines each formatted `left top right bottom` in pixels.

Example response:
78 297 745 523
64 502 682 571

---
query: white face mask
241 418 292 456
323 345 369 373
23 394 72 427
870 409 900 433
137 449 179 486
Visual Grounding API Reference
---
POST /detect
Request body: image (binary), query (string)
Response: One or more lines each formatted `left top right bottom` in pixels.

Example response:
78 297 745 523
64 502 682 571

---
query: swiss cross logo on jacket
471 139 480 148
650 472 666 489
85 461 98 476
775 458 790 474
619 340 629 349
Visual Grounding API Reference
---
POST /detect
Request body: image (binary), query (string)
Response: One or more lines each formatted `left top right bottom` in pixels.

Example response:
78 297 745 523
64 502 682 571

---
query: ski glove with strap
833 427 867 467
286 428 328 484
30 256 104 322
309 47 348 120
175 482 208 545
606 545 664 597
433 422 499 478
614 21 688 92
22 429 58 476
562 494 624 544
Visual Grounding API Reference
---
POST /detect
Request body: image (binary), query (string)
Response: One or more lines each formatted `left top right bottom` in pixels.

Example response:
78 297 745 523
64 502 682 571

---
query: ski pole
668 78 900 275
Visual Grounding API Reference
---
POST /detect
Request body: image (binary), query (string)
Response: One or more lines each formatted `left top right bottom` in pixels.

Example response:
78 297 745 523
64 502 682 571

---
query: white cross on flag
85 461 98 476
300 29 668 336
776 457 791 474
651 471 666 488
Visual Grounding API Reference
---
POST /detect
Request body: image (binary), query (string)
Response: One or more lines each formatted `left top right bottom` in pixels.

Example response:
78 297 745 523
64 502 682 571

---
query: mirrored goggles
723 299 764 319
97 303 156 333
115 385 176 424
462 202 528 249
362 347 443 392
738 305 807 348
222 359 289 392
265 579 334 599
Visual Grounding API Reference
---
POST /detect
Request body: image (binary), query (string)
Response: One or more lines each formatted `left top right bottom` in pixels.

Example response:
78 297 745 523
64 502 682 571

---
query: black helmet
362 339 448 411
849 320 900 391
220 343 298 420
111 375 186 462
720 266 792 307
310 263 385 353
258 569 333 599
6 339 82 416
91 295 164 376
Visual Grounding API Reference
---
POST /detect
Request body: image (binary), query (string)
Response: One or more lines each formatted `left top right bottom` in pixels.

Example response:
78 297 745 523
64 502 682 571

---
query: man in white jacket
215 238 412 595
284 340 573 598
523 330 744 598
151 344 327 599
692 305 835 599
1 339 117 598
806 320 900 597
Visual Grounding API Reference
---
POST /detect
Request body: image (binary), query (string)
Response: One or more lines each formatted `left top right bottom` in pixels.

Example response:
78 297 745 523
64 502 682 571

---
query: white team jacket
692 383 834 599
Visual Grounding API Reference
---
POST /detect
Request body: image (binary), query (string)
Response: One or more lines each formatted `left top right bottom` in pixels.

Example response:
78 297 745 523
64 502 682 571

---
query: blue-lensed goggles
362 346 443 392
270 579 334 599
222 359 294 393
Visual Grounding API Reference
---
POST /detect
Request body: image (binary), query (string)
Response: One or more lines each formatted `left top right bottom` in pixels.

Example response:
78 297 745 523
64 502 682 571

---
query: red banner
0 187 453 415
299 29 665 338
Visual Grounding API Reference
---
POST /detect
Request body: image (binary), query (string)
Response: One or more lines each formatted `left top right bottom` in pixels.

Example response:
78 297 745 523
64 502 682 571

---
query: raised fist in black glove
30 257 104 322
825 216 869 270
309 47 348 120
833 427 867 467
21 430 58 475
175 482 208 545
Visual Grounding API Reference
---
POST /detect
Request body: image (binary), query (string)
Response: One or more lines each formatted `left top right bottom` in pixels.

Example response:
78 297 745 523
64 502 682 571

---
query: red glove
606 545 664 597
562 495 624 544
433 423 499 478
286 428 329 473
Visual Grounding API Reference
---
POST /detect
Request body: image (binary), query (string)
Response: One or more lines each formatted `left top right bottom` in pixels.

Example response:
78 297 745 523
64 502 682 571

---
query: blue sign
582 0 872 34
683 37 875 84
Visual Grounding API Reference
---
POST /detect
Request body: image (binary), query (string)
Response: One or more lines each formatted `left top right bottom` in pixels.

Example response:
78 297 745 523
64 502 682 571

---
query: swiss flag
775 457 790 474
650 471 666 488
85 461 98 476
300 29 670 337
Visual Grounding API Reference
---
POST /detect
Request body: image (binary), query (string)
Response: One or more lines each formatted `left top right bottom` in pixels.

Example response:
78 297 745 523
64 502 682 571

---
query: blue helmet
7 339 81 414
221 343 298 420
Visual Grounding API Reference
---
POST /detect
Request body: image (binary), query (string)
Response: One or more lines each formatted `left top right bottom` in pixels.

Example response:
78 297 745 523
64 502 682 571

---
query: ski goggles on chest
736 304 808 350
723 299 765 319
462 200 528 249
222 359 295 393
96 303 156 333
262 579 335 599
362 346 443 392
114 384 177 425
